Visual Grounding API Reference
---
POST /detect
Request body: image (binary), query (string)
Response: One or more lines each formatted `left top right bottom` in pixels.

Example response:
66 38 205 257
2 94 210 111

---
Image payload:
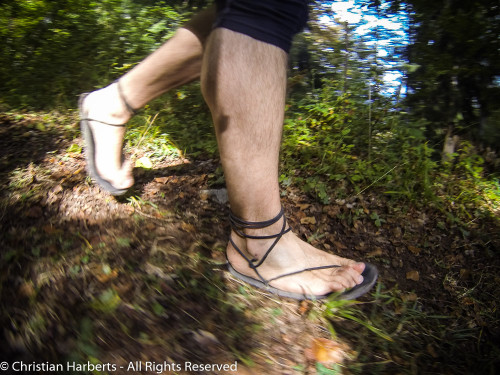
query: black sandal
227 207 378 300
79 80 138 196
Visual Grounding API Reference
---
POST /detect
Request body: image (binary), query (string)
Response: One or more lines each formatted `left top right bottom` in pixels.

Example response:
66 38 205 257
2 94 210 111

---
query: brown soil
0 113 499 374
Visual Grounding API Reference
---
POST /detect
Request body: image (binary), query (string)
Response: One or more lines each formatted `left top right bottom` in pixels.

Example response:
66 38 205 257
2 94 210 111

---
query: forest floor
0 111 499 375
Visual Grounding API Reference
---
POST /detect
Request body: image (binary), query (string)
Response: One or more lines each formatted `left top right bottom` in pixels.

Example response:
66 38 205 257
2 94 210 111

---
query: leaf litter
0 113 499 374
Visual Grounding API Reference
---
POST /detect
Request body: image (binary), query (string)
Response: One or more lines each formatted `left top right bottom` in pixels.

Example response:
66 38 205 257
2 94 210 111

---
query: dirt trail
0 113 498 374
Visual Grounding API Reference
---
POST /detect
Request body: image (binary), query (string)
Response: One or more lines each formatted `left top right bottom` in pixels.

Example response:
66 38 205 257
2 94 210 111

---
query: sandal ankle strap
116 79 139 115
229 207 291 274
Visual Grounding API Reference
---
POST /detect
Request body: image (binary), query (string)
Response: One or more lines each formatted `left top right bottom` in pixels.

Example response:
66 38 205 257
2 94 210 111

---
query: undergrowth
1 83 498 374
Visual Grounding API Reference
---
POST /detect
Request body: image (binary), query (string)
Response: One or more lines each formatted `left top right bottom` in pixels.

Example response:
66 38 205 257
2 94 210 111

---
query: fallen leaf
66 143 82 154
298 300 312 315
392 355 408 365
50 184 63 194
306 338 348 364
96 269 118 283
427 343 438 358
393 227 402 238
192 329 220 346
192 330 220 354
42 225 62 235
332 241 347 250
461 297 474 305
19 282 36 298
154 177 169 184
459 268 471 280
296 203 310 211
181 222 196 233
394 304 406 315
324 205 340 217
367 247 383 257
408 245 420 255
295 210 306 219
113 282 133 296
144 263 175 283
406 270 420 281
136 156 152 169
301 216 316 225
401 292 418 302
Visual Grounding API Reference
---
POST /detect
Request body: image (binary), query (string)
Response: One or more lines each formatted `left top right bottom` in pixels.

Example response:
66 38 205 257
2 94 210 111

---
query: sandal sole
79 93 129 196
227 262 378 300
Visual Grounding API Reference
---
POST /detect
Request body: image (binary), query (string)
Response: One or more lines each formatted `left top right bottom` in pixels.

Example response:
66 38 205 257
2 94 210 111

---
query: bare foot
81 83 134 190
227 227 366 298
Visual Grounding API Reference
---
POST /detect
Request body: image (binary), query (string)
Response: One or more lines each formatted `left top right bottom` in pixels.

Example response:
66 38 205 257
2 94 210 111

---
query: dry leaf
325 205 340 217
96 269 118 283
393 227 402 238
295 210 306 219
459 268 471 280
427 343 438 358
401 292 418 302
192 330 220 354
332 241 347 250
461 297 474 305
113 281 133 296
298 300 312 315
154 177 169 184
301 216 316 225
296 203 310 211
19 282 36 298
406 270 420 281
408 245 421 255
394 304 406 315
50 184 63 194
193 329 219 345
42 225 62 235
181 222 196 233
306 338 348 364
367 247 383 257
144 263 173 281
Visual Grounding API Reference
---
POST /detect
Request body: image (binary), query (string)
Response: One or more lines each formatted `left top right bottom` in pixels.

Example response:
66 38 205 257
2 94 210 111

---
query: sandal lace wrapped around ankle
227 207 378 300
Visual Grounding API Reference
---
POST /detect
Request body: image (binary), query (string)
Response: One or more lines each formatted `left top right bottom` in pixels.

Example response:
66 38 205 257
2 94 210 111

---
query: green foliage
1 0 496 228
283 89 355 177
324 297 393 342
0 0 188 108
437 141 500 223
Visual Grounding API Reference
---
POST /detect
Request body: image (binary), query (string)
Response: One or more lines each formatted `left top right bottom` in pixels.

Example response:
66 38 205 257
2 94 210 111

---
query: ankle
229 207 290 261
87 83 132 124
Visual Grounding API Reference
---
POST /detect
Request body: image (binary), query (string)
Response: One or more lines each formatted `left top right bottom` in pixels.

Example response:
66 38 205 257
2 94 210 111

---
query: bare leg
201 29 365 297
80 7 216 190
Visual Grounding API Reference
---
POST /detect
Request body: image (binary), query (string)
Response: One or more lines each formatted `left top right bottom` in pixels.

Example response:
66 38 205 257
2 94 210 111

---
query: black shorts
214 0 310 53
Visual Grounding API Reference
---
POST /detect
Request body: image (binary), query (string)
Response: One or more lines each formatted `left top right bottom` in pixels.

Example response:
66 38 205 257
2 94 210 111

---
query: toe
332 266 363 289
